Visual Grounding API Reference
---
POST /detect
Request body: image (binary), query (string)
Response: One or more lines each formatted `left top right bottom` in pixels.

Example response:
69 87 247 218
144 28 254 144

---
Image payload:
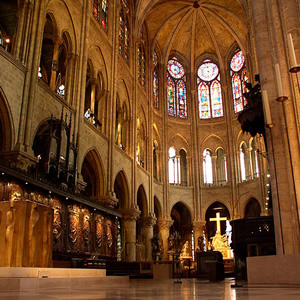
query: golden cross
209 212 227 233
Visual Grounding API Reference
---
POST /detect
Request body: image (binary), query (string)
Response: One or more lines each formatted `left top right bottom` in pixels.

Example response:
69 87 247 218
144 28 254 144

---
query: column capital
193 220 206 231
90 78 98 86
157 218 174 230
142 214 157 227
100 191 118 208
122 205 141 221
52 37 62 46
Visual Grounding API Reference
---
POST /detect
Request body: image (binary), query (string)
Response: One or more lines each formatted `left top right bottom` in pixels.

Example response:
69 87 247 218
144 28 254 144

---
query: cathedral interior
0 0 299 286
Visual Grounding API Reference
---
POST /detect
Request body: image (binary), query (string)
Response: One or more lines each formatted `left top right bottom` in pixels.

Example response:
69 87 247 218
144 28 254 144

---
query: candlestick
287 33 300 73
275 64 288 102
262 90 274 128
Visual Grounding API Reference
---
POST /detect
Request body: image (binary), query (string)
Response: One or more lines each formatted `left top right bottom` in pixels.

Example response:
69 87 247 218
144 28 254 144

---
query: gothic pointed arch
0 87 14 152
39 13 58 86
114 170 129 209
153 195 162 241
244 197 261 218
0 0 18 53
171 201 193 247
0 88 13 151
81 149 105 201
167 56 187 118
136 184 148 260
205 201 230 241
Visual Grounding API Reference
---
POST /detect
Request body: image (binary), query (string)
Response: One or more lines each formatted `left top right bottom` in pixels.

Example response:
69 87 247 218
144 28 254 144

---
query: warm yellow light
5 37 10 44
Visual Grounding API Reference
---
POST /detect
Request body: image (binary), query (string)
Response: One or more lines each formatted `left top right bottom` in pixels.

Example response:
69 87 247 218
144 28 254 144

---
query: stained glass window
138 27 145 87
124 19 129 63
101 0 108 30
121 0 129 13
119 12 124 56
177 80 186 117
93 0 100 21
230 50 249 113
198 60 223 119
199 82 210 118
153 69 159 108
211 80 222 118
167 58 187 118
93 0 108 31
153 50 159 108
153 50 158 67
167 77 175 116
119 0 129 64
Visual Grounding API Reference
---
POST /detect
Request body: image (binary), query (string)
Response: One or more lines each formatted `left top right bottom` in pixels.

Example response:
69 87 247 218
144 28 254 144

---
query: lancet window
230 50 249 113
167 57 187 118
203 149 213 184
93 0 108 31
198 60 223 119
138 27 145 87
119 0 129 63
153 50 159 108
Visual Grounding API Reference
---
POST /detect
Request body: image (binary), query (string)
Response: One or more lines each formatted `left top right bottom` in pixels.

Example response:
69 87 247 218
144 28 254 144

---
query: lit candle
262 90 273 126
275 64 284 97
287 33 298 68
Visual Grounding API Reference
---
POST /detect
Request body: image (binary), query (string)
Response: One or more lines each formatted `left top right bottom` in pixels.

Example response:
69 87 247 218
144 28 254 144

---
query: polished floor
0 278 299 300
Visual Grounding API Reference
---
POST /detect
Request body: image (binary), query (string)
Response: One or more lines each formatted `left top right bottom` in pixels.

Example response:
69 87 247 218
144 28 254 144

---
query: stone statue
152 236 162 261
42 211 52 266
106 223 113 251
95 215 104 249
180 241 190 257
197 235 204 252
5 200 16 266
83 214 90 250
29 202 39 265
210 232 231 258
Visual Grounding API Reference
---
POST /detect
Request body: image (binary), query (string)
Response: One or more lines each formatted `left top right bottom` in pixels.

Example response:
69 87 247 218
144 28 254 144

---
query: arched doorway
113 171 129 261
81 150 104 201
205 201 230 240
205 202 231 257
171 202 193 254
244 197 261 217
136 185 148 261
0 90 13 152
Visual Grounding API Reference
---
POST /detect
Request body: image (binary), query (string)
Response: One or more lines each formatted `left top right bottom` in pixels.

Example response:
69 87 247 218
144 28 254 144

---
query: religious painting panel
95 213 104 254
82 209 92 253
50 198 63 251
67 204 80 252
104 218 114 256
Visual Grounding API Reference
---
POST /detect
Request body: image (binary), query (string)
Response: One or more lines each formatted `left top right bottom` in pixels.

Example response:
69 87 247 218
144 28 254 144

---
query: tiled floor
0 278 299 300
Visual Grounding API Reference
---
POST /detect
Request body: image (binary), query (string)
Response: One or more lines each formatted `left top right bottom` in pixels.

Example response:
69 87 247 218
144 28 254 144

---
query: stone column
247 147 254 180
187 155 192 186
212 155 217 185
122 207 140 262
143 214 157 261
14 0 34 63
158 219 173 260
65 53 75 105
90 78 97 118
250 0 300 254
176 155 180 184
49 38 62 90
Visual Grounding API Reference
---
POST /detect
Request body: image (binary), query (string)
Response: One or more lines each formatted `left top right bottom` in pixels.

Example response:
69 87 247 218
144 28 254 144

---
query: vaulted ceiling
135 0 249 65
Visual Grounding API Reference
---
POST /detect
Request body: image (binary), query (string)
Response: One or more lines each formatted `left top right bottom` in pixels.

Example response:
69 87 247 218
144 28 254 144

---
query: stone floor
0 278 299 300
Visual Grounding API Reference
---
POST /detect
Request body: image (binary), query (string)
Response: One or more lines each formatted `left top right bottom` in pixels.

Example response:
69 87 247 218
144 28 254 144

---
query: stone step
0 276 129 291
